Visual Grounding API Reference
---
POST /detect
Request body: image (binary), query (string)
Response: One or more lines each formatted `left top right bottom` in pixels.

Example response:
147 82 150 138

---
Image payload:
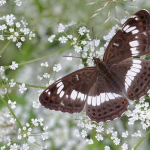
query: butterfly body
40 10 150 122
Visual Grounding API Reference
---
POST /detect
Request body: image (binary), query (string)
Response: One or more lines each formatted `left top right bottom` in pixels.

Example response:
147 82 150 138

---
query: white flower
78 26 89 35
48 35 55 42
31 118 38 126
32 101 40 108
9 61 18 70
10 118 16 123
10 143 19 150
0 0 6 6
9 79 16 87
53 63 61 72
81 130 87 138
96 125 104 133
41 62 49 67
19 83 27 94
74 45 82 53
86 139 93 144
43 73 50 78
41 132 49 140
22 143 29 150
58 36 68 43
58 23 65 33
15 0 22 6
28 136 36 143
122 131 128 138
8 100 16 109
121 143 128 150
104 146 110 150
16 42 22 48
95 134 103 141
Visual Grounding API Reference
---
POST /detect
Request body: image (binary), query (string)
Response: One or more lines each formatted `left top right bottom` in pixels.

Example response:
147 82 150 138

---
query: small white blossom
41 132 49 140
81 130 87 138
19 83 27 94
74 45 82 53
10 118 16 123
104 146 110 150
53 63 61 72
58 23 65 33
15 0 22 6
10 143 19 150
48 35 55 42
0 0 6 6
21 143 29 150
122 131 128 138
86 139 93 144
9 61 18 70
9 79 16 87
122 143 128 150
43 73 50 78
8 100 16 109
58 36 68 43
41 62 49 67
28 136 36 144
32 101 40 108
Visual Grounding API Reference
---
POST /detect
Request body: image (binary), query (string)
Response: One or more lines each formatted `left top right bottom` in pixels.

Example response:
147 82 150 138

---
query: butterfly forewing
103 10 150 64
86 75 129 122
39 67 97 113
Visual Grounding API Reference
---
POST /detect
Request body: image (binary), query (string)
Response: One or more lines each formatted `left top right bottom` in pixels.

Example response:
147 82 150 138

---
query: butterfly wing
86 74 129 122
39 67 97 113
110 58 150 100
103 10 150 64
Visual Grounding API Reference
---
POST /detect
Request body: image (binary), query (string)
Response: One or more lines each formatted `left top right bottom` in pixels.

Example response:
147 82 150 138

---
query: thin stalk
0 96 23 129
4 45 70 69
0 40 12 55
134 129 150 150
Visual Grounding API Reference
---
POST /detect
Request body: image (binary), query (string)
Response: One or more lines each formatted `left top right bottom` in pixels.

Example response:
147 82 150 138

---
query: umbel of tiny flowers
0 14 35 50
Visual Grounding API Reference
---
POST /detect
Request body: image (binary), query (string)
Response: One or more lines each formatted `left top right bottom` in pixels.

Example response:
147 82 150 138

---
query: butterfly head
93 57 101 66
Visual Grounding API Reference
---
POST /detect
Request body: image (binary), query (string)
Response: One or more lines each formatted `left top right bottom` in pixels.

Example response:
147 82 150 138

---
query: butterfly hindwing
86 77 129 122
103 9 150 64
111 58 150 100
39 67 97 113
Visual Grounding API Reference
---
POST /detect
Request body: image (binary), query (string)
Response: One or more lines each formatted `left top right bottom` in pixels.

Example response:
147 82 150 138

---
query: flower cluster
0 14 35 49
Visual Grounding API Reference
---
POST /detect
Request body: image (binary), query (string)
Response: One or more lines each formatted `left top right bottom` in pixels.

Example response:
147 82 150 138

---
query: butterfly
39 9 150 123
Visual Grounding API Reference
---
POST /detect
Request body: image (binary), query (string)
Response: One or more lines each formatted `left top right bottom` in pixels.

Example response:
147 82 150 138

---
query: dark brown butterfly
39 10 150 122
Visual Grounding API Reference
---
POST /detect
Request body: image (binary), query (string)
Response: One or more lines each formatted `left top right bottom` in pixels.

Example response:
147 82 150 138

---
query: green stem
0 96 23 129
0 40 12 55
134 129 150 150
16 82 45 89
4 45 70 69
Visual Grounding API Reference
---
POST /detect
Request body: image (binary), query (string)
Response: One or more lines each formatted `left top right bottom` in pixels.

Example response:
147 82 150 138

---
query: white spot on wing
125 26 136 33
57 84 64 94
132 64 142 69
92 96 96 106
70 90 78 100
129 41 139 47
87 96 92 105
130 47 139 55
127 70 137 76
48 91 51 95
132 30 139 34
113 42 119 47
130 67 140 73
96 96 100 106
125 76 132 86
123 25 130 31
59 91 64 98
76 75 79 81
133 60 141 64
45 89 49 93
56 82 63 88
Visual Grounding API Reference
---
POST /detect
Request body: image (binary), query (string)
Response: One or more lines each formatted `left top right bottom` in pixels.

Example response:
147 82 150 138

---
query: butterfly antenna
62 55 82 59
92 27 96 55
